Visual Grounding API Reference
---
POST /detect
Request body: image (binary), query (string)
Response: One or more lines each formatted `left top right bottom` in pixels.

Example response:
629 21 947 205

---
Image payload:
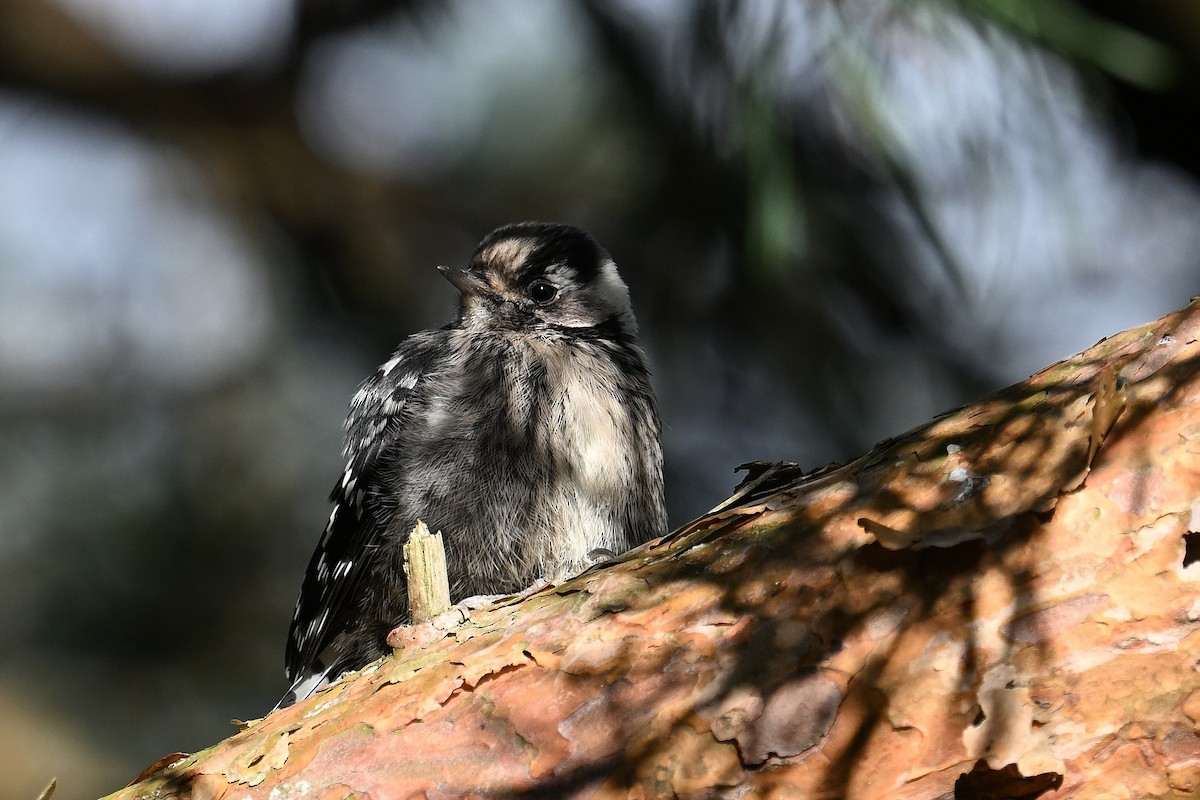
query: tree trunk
110 300 1200 800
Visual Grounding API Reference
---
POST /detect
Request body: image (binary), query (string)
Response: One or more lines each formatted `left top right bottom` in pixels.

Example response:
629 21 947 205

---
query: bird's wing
282 333 442 696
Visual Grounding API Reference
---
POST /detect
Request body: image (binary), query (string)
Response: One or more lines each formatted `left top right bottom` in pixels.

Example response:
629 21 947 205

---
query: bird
277 222 667 709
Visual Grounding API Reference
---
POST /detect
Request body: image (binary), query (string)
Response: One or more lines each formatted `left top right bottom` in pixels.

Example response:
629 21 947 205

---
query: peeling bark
109 300 1200 800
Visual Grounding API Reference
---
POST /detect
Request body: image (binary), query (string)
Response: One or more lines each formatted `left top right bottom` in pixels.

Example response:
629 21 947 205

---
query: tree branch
110 299 1200 799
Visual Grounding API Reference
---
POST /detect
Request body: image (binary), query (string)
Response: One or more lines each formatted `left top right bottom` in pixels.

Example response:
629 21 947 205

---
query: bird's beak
437 266 490 298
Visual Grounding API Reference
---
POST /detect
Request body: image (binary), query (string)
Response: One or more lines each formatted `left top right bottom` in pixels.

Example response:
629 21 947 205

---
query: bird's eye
527 280 558 305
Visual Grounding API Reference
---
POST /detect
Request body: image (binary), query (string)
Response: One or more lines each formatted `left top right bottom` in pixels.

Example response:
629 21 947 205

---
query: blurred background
1 0 1198 795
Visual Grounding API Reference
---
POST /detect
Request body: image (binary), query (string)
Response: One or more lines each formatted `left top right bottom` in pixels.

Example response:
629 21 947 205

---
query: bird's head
440 222 637 337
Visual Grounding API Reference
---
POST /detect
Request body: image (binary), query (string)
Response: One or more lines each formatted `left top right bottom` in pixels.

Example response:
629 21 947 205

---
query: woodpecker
278 222 666 708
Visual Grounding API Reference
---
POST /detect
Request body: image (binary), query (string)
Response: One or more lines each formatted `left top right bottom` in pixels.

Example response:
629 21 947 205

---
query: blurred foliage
970 0 1179 89
0 0 1198 798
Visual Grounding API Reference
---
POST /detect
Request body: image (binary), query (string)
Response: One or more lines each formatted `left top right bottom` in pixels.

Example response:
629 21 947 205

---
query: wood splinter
402 520 452 624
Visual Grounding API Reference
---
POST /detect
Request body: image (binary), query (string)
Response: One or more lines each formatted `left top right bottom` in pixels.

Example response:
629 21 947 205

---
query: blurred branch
578 0 744 236
110 299 1200 797
0 0 424 303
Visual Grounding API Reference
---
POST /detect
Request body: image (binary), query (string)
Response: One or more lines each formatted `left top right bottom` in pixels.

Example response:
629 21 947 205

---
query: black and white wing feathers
279 333 441 706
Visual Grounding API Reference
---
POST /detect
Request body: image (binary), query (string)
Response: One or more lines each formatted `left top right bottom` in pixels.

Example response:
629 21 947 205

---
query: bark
110 300 1200 799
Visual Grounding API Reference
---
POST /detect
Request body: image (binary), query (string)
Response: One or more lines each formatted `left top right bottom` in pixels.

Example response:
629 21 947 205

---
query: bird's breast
553 368 632 495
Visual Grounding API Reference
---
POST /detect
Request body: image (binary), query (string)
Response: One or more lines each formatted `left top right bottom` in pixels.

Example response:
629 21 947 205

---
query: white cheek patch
541 258 636 330
594 259 631 313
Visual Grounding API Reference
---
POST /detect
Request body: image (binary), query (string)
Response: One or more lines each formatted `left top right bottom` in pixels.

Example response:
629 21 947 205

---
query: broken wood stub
402 520 451 625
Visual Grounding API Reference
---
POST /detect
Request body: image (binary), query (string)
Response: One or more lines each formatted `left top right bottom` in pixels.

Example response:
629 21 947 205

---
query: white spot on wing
285 669 332 707
350 386 372 408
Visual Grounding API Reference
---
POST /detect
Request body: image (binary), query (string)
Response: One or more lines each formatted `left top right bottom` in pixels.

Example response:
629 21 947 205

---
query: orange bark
109 300 1200 800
